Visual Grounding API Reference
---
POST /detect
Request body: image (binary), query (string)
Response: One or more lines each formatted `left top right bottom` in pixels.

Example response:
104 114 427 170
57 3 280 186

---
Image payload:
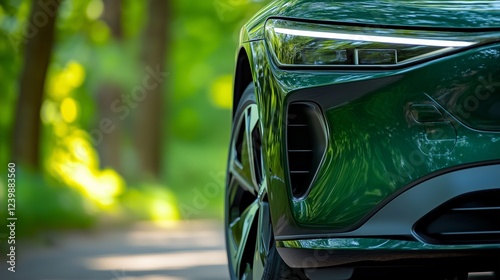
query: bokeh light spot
48 61 86 100
60 97 79 123
54 122 69 137
97 169 125 199
41 100 59 124
49 72 72 99
65 61 86 88
151 197 180 222
86 0 104 20
89 20 111 44
210 75 233 109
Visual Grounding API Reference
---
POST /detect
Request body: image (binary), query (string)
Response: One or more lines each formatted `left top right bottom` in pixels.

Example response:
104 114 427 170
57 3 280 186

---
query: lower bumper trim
276 237 500 268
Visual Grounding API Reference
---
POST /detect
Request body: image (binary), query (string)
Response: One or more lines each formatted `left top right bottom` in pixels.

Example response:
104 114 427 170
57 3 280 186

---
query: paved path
1 220 496 280
0 220 229 280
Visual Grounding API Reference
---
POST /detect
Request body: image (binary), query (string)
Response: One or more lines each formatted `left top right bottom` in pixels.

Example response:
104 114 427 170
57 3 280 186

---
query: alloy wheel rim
226 103 271 280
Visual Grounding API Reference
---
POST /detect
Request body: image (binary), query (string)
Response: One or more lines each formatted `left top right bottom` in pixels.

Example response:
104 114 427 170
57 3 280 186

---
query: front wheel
224 84 307 280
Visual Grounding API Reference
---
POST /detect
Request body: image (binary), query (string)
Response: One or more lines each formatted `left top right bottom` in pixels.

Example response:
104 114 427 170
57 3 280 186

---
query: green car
224 1 500 279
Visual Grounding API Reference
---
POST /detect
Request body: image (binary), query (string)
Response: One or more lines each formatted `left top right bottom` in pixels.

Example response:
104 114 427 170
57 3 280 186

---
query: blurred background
0 0 269 279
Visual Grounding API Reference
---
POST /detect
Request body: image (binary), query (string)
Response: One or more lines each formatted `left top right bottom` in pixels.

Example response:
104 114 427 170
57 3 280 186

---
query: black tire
262 242 309 280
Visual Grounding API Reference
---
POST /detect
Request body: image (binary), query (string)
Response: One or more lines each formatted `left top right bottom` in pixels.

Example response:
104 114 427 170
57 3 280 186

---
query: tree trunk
134 0 169 179
101 0 122 39
12 0 61 169
96 0 123 172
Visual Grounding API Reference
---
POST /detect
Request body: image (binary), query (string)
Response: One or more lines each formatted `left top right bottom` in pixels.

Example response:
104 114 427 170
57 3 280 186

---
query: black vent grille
415 190 500 244
286 102 326 198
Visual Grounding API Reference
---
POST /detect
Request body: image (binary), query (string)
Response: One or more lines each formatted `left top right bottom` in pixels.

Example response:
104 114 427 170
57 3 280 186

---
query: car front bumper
275 163 500 268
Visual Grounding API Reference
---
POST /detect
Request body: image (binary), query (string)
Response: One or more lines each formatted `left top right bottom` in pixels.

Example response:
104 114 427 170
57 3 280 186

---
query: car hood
245 0 500 40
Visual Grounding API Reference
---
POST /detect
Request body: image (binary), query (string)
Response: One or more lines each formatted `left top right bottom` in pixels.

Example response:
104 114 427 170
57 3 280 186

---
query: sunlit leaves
47 60 86 100
168 0 267 146
0 0 31 168
121 184 180 222
46 128 125 208
40 57 127 207
1 0 271 225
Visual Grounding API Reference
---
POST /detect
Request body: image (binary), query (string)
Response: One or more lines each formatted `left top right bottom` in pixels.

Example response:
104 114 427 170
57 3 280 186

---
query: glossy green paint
244 38 500 236
234 2 500 255
277 238 500 251
292 44 500 229
243 0 500 42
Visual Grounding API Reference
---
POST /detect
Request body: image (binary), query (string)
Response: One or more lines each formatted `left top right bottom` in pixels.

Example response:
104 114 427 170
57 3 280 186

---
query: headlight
265 19 498 68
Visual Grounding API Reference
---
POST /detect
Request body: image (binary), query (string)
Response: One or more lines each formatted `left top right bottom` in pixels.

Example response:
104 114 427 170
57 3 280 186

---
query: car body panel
243 0 500 42
277 163 500 241
245 34 500 236
290 43 500 230
230 0 500 273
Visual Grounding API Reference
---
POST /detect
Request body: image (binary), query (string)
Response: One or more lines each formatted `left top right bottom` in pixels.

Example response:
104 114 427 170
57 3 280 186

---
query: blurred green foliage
0 0 269 235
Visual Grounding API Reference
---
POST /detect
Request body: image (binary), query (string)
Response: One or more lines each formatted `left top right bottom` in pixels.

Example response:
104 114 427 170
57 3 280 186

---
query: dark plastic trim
285 102 329 200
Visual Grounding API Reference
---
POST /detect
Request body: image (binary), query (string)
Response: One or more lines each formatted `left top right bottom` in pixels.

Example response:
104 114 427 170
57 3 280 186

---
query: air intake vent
415 190 500 244
286 102 327 198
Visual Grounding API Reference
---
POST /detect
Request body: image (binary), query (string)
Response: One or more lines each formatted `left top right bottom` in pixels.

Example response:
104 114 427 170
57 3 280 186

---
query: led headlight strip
266 19 497 67
272 27 475 48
